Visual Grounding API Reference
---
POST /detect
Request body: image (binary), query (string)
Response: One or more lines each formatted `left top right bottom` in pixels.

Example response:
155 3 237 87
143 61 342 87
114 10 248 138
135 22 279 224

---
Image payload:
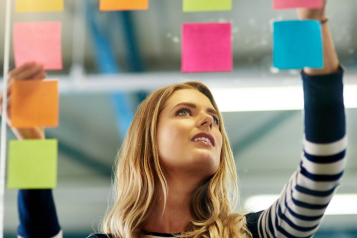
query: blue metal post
86 1 135 139
115 11 144 72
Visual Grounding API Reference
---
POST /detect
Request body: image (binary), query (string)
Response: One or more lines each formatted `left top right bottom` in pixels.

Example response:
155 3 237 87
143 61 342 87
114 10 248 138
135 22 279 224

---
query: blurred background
1 0 357 237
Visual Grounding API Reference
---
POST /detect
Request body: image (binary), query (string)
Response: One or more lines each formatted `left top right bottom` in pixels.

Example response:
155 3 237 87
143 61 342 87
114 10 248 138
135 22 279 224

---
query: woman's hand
297 0 327 21
295 0 339 75
0 62 47 140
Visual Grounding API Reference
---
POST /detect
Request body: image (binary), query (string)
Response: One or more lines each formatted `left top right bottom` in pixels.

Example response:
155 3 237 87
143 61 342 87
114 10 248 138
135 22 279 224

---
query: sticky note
7 139 58 189
14 22 63 70
100 0 148 11
274 0 323 10
182 23 232 73
11 80 59 128
183 0 231 12
273 20 323 69
16 0 64 12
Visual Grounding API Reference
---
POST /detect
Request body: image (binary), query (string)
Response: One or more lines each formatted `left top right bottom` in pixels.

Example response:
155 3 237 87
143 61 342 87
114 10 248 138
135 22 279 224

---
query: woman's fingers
5 64 46 98
25 70 47 81
15 65 44 81
8 62 36 79
297 0 327 20
8 62 47 81
0 63 48 140
0 62 47 117
4 71 46 100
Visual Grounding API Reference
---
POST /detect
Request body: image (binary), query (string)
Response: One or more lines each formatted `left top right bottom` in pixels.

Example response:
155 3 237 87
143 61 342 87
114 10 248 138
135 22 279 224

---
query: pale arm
297 0 340 75
0 63 62 238
255 2 347 237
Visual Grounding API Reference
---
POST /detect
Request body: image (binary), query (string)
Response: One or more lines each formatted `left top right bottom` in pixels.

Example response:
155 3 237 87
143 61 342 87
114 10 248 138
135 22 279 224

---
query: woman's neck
142 176 199 234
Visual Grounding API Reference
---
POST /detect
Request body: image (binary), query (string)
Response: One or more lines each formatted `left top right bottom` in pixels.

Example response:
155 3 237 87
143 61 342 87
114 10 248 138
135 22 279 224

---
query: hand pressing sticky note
7 139 58 189
183 0 232 12
273 20 323 69
14 22 62 70
182 23 232 73
16 0 63 12
11 80 59 128
274 0 323 10
100 0 148 11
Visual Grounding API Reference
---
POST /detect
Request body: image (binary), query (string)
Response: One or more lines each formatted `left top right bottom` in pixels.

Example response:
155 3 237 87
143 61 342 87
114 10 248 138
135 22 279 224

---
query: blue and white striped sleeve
257 68 347 238
17 190 62 238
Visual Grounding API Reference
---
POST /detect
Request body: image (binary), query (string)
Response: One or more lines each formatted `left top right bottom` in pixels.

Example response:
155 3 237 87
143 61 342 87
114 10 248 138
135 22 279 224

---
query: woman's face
157 89 223 181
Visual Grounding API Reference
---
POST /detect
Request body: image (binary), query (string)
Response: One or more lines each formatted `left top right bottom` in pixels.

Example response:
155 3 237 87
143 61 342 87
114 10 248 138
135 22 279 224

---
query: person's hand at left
0 62 47 140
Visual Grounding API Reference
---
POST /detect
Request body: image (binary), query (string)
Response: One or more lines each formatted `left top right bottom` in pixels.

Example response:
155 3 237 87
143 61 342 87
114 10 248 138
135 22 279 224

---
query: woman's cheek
158 121 183 157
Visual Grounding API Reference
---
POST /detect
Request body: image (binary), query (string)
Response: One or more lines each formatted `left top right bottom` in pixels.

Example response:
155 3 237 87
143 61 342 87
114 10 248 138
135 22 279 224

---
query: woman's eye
176 108 219 125
213 116 220 125
176 108 191 116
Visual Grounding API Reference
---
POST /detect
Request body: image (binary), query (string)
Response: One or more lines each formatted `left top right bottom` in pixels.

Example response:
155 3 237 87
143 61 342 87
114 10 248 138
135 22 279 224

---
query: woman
0 0 347 237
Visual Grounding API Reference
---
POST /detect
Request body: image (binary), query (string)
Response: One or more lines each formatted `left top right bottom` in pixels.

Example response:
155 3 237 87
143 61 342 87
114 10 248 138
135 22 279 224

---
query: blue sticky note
273 20 323 69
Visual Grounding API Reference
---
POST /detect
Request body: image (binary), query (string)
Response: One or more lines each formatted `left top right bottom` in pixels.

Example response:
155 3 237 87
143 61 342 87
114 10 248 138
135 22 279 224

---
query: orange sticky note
16 0 64 12
100 0 148 11
11 80 59 128
14 22 63 70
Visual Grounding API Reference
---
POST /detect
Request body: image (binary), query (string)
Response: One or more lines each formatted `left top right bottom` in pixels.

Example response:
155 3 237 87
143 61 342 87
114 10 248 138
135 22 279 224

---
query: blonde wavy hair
101 82 251 238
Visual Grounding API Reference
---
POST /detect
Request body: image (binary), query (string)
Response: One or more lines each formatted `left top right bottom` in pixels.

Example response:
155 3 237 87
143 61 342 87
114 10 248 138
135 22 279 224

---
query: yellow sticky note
100 0 148 11
16 0 64 12
7 139 58 189
183 0 232 12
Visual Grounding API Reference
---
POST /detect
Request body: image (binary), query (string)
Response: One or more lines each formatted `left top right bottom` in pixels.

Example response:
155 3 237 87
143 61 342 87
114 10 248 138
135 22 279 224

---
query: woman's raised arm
0 63 62 238
254 1 347 237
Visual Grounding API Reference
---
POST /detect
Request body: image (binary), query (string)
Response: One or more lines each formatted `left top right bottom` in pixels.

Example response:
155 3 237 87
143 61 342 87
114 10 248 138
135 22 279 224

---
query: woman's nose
200 114 213 129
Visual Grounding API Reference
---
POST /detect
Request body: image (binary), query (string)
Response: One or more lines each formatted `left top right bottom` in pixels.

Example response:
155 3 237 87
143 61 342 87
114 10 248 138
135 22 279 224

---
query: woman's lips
192 140 213 147
191 132 215 146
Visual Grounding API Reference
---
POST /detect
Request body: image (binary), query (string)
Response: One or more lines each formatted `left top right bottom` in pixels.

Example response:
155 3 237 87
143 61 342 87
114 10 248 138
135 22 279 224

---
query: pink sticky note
182 23 232 73
274 0 323 9
14 22 62 70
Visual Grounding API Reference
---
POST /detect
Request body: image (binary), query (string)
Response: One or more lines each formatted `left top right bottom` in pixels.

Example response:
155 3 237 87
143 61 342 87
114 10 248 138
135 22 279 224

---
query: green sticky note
7 139 58 189
183 0 232 12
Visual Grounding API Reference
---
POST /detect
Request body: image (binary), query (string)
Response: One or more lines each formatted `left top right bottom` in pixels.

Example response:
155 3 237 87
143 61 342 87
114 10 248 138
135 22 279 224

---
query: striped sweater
18 68 346 238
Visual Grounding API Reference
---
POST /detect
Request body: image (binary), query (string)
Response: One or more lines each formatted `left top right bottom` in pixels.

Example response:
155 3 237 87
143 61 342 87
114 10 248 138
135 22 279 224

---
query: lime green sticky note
7 139 58 189
183 0 232 12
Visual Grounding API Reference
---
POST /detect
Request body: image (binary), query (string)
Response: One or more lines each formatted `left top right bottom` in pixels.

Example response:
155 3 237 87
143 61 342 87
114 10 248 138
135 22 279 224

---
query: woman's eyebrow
171 102 219 117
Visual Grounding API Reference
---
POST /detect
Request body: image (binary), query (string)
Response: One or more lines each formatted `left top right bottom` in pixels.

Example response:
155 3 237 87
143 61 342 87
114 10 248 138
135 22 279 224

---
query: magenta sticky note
14 22 63 70
182 23 232 73
274 0 323 9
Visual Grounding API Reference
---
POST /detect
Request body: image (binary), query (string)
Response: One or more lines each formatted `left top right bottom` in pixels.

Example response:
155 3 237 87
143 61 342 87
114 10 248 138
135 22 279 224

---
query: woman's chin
192 148 218 162
188 152 219 172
